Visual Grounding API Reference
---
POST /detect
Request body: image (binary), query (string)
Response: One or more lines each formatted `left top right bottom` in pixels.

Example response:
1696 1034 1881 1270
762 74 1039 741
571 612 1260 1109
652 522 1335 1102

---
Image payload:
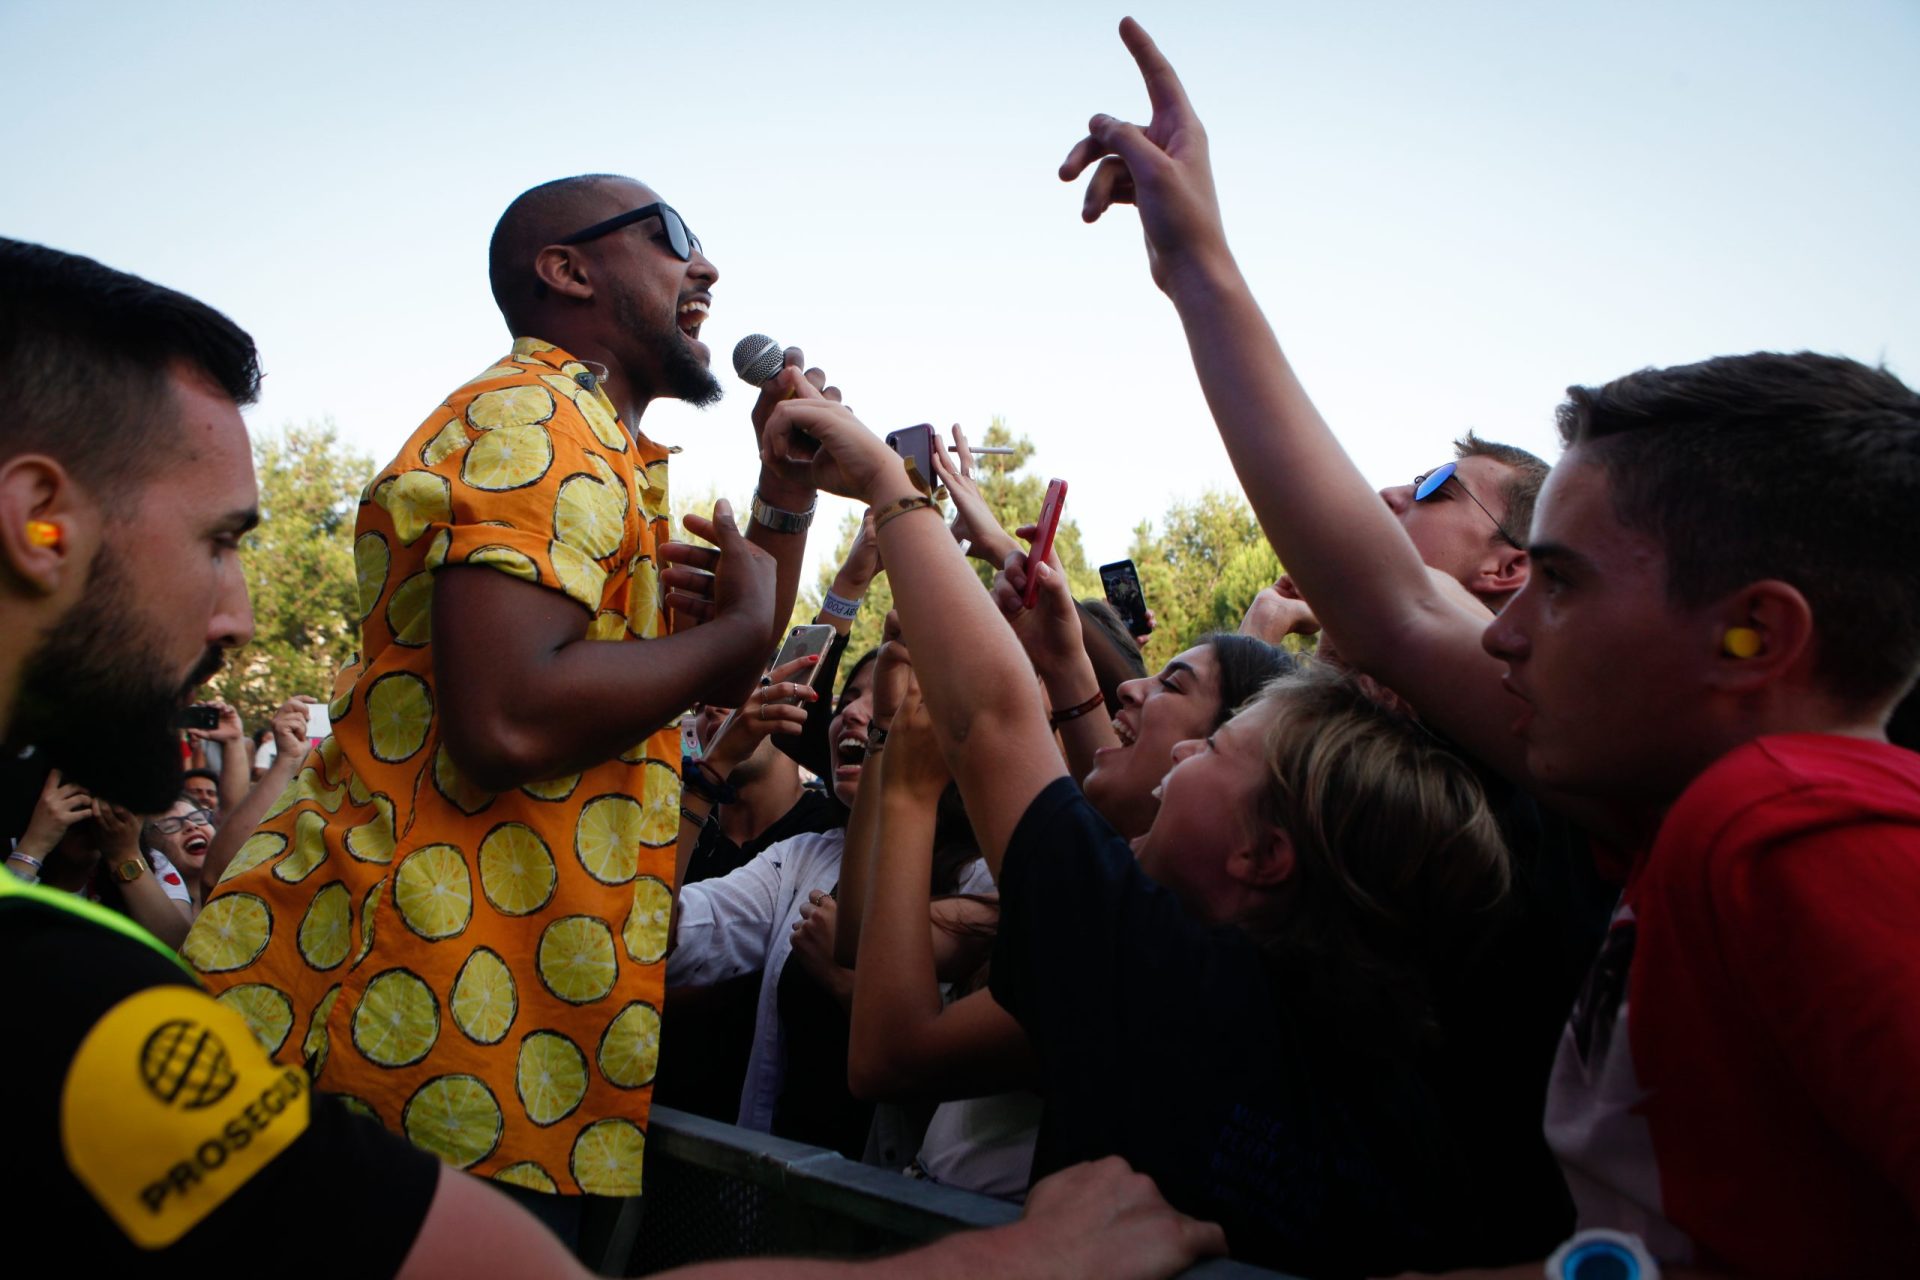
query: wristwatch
750 488 815 535
113 856 148 883
1546 1229 1660 1280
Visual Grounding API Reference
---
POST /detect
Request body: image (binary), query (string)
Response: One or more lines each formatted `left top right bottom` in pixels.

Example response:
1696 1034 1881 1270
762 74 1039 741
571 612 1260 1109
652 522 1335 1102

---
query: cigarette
951 445 1016 455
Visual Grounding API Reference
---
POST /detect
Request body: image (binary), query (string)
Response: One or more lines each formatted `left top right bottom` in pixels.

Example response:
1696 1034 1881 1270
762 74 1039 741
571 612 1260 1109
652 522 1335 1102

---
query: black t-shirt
5 897 438 1277
657 789 845 1122
770 937 873 1159
988 779 1473 1280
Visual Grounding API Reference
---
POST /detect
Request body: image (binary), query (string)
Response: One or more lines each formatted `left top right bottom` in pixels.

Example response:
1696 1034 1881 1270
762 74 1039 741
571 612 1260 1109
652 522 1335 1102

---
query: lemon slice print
494 1162 558 1193
403 1074 502 1169
329 678 354 724
216 983 294 1056
366 672 433 764
424 527 453 571
587 610 626 642
467 385 555 432
537 916 618 1005
351 968 440 1067
304 984 342 1078
338 1095 380 1122
466 542 540 584
431 744 495 817
570 1118 645 1196
377 469 454 545
585 453 629 514
466 362 524 386
346 793 396 863
514 337 556 358
219 831 286 883
574 794 643 885
394 843 472 941
318 735 348 787
517 1030 589 1127
274 809 332 883
353 877 384 968
597 1001 662 1089
419 419 470 467
626 555 661 639
541 372 627 452
549 538 607 610
385 572 434 647
478 822 557 916
347 771 373 806
521 772 580 803
451 946 517 1045
355 531 391 622
622 876 672 965
554 473 626 560
636 759 679 849
462 424 554 492
297 881 353 971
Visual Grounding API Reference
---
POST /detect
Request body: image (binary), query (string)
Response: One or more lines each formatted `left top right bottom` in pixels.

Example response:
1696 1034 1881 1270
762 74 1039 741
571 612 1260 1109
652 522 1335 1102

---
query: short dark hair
183 767 221 786
1454 429 1549 547
488 174 631 333
1559 352 1920 707
1206 632 1295 728
0 238 260 498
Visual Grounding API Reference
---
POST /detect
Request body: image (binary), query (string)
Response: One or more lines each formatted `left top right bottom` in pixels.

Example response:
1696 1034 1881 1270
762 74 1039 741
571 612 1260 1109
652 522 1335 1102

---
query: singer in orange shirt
190 174 829 1245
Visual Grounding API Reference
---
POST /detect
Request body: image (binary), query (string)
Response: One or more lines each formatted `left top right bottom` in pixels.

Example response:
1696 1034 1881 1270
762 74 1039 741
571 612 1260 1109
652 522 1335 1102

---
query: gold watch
113 856 148 883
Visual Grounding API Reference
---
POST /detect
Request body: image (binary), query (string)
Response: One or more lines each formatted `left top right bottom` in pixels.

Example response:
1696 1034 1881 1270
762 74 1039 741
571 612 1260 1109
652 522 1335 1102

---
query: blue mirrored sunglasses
1413 461 1523 550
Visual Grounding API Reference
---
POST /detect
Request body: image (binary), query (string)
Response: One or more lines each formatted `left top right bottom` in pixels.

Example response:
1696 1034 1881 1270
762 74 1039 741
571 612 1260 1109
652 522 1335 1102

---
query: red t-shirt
1546 734 1920 1277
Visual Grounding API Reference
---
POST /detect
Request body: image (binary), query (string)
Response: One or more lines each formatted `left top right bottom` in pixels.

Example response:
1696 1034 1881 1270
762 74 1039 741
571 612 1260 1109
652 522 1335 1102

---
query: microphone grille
732 333 786 388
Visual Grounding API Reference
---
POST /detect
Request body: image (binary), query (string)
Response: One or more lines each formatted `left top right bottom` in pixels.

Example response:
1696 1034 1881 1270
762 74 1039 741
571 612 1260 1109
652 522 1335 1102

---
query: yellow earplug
25 520 61 549
1723 626 1762 659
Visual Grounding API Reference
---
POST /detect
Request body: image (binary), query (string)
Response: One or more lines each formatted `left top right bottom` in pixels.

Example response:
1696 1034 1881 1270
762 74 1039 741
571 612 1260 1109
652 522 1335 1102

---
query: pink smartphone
1023 479 1068 610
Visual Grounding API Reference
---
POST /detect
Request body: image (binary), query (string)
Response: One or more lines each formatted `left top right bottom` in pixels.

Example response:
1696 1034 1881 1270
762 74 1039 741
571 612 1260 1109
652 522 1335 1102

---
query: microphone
732 334 787 389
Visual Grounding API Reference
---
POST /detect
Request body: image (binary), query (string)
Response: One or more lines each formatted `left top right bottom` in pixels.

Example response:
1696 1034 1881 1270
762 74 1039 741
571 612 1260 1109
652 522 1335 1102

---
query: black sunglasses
558 202 702 261
1413 461 1523 550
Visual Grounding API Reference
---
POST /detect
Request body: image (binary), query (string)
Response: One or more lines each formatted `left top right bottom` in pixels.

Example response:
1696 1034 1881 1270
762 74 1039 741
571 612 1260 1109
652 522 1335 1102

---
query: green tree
1128 490 1289 670
203 421 372 728
806 418 1100 684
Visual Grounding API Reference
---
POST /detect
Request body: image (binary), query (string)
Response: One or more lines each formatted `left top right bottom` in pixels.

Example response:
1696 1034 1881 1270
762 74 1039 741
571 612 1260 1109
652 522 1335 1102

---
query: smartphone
305 701 332 742
176 705 219 732
769 624 837 704
680 713 704 763
1022 479 1069 610
885 424 937 496
1099 559 1151 637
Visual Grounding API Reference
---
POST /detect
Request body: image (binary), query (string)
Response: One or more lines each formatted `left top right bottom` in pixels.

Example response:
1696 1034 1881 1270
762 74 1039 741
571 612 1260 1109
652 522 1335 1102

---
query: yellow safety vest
0 871 192 973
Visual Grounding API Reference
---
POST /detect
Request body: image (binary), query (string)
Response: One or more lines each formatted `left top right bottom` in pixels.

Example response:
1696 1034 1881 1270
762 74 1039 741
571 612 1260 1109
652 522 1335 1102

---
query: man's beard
612 281 723 408
11 550 222 812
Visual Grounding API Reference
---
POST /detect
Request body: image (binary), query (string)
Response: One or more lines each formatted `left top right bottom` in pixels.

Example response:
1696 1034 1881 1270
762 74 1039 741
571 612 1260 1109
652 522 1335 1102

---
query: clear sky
5 1 1915 580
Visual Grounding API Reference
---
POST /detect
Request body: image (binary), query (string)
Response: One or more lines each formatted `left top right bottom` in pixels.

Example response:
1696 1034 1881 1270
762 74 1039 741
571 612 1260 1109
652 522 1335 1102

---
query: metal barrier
626 1106 1296 1279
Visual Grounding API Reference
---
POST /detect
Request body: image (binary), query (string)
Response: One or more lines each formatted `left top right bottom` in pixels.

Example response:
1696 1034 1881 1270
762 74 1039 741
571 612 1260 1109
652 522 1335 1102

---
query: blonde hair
1244 666 1511 1048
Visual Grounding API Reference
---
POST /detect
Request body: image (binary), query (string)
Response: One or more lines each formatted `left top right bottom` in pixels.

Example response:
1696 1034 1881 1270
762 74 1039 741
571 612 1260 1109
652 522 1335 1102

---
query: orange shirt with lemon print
188 338 679 1197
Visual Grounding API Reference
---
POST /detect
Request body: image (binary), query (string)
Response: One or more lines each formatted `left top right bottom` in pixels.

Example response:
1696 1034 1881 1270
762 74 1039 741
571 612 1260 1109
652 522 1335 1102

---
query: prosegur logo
140 1019 238 1110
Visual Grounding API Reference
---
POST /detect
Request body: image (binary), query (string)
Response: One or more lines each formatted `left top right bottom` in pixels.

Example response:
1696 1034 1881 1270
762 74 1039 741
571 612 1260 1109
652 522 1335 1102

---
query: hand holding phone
1099 559 1152 638
885 424 937 496
1023 479 1069 610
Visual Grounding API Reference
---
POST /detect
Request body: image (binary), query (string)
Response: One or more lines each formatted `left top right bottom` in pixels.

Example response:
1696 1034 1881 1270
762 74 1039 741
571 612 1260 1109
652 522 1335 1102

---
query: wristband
1048 690 1107 728
7 851 43 876
679 758 739 805
872 494 937 533
821 590 863 620
679 804 711 828
751 489 815 535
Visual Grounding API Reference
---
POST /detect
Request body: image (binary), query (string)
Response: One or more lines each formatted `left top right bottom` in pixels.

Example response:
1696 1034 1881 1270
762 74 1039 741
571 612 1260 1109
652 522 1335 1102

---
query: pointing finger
1118 17 1195 121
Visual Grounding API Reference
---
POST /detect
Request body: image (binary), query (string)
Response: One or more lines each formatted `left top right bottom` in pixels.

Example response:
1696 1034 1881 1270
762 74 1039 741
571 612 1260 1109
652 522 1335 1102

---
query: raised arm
758 401 1065 876
849 681 1034 1102
1060 18 1528 784
199 697 314 887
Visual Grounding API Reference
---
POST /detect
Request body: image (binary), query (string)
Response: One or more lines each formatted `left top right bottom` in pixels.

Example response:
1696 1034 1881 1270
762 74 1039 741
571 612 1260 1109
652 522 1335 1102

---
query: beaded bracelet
872 493 938 533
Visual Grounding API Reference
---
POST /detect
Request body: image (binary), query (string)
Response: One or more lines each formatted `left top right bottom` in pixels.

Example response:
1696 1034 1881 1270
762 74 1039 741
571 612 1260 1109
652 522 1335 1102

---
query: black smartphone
1099 559 1151 637
176 705 220 731
885 424 937 496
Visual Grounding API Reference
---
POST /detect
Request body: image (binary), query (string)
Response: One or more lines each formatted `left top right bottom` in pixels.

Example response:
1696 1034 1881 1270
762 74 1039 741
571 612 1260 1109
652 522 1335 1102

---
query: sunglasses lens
1414 462 1455 502
664 209 691 260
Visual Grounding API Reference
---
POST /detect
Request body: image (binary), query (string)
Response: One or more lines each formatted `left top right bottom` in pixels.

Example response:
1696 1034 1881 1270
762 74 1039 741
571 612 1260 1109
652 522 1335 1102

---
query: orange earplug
1722 627 1762 659
25 520 61 549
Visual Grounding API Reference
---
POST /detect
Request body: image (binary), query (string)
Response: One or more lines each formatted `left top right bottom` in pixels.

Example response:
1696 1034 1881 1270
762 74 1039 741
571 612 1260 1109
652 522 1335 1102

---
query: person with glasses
188 172 829 1254
144 796 218 912
1379 429 1548 612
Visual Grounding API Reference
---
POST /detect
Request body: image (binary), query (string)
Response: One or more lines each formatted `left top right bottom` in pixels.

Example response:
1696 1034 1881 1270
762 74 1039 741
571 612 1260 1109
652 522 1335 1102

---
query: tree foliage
202 421 371 728
1127 489 1286 671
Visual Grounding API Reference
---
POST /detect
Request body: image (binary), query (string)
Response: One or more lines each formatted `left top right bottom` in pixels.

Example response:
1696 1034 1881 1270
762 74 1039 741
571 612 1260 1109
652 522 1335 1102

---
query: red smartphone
1023 479 1068 610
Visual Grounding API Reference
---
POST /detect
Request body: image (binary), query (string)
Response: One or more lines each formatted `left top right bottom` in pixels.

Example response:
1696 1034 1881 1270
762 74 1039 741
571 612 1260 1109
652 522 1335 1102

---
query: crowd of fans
7 17 1918 1280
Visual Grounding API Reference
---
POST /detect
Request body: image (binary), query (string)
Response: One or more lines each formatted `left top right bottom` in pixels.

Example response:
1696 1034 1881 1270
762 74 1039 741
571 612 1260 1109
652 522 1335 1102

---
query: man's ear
1230 824 1296 890
0 454 95 599
1476 545 1529 601
532 245 594 303
1707 580 1815 694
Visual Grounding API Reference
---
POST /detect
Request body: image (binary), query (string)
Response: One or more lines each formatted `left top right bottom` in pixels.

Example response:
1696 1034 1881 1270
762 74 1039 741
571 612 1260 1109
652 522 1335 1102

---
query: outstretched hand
661 499 778 633
1059 17 1229 292
760 400 905 505
990 523 1086 679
